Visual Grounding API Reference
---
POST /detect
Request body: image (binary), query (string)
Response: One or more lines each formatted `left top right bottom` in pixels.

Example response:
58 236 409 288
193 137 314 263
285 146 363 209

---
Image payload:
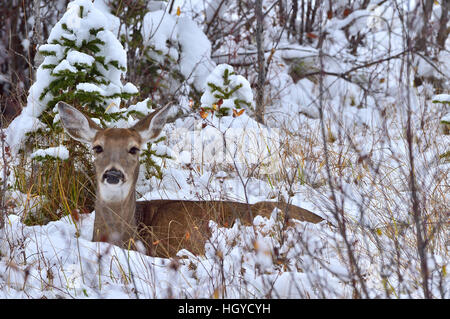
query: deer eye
129 147 140 155
93 145 103 154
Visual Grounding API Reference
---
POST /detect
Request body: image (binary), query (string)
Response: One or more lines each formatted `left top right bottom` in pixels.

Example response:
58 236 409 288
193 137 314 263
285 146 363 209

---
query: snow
53 59 77 74
325 9 370 33
177 17 215 90
441 113 450 123
67 50 95 66
143 10 178 60
97 30 127 69
39 43 62 58
5 115 45 154
278 44 318 60
123 83 139 94
125 98 153 117
93 0 120 35
30 146 70 161
76 82 105 95
433 94 450 103
21 39 30 51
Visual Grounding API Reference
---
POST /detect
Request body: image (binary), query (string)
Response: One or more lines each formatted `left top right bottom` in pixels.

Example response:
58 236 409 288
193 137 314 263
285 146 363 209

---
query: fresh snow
433 94 450 103
177 17 215 90
76 83 105 95
5 115 45 155
142 10 215 91
123 83 139 94
53 59 78 74
30 146 70 161
66 50 95 66
441 113 450 123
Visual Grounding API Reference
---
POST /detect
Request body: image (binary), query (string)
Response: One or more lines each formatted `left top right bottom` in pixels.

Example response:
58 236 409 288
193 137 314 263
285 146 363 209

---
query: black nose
103 169 124 184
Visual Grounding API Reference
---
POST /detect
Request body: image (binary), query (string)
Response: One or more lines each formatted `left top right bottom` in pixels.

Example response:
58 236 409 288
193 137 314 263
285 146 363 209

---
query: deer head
58 102 171 201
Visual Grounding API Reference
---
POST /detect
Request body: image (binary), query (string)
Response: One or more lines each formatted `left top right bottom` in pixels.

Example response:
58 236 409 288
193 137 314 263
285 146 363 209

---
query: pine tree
36 0 138 127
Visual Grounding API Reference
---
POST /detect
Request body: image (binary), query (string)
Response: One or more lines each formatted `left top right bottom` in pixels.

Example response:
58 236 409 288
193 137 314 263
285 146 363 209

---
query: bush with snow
200 64 253 118
141 9 215 99
38 0 137 114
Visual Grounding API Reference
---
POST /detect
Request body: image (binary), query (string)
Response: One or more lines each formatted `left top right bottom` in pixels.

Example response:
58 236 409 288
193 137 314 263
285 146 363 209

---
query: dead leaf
70 209 80 222
200 109 209 119
232 108 245 117
343 8 352 17
306 32 318 39
327 10 333 19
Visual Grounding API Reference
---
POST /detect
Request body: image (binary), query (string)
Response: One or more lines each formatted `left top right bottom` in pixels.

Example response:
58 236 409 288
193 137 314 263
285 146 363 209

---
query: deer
57 101 324 258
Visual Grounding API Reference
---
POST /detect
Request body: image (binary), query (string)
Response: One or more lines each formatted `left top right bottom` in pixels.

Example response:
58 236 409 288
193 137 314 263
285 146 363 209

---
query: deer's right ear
57 102 100 144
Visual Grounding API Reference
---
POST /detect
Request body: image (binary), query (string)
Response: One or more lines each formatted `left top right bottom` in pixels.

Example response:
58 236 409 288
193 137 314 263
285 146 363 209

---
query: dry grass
11 138 96 226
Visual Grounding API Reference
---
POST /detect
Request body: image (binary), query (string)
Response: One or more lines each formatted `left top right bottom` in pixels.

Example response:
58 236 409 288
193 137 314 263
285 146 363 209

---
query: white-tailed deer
57 101 323 258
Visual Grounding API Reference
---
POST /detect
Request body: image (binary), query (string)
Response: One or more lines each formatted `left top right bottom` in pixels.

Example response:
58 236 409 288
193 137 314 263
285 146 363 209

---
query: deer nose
103 168 124 184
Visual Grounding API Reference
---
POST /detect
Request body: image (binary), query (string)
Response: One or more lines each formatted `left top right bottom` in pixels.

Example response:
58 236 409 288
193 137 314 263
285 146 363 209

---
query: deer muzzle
102 168 125 184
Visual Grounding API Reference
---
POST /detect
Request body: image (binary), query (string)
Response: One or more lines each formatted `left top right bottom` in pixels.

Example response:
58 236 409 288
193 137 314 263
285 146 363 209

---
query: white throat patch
98 181 132 203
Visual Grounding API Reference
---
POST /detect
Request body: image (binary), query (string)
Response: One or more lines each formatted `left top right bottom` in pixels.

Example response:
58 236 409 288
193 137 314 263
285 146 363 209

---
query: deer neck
93 182 138 245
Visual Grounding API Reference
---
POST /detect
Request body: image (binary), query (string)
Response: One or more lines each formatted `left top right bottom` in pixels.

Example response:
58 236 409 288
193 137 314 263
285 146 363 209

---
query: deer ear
57 102 100 144
132 104 172 143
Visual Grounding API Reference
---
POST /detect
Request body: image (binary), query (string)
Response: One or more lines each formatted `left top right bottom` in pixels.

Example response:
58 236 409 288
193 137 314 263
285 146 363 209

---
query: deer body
57 102 323 258
136 200 322 257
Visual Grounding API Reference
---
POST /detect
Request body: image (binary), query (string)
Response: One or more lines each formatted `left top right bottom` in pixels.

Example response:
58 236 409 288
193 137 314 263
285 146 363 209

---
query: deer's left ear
57 102 101 144
132 104 172 143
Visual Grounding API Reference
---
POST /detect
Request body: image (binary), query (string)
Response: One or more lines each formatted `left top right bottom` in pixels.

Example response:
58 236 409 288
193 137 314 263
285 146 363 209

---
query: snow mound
31 146 70 161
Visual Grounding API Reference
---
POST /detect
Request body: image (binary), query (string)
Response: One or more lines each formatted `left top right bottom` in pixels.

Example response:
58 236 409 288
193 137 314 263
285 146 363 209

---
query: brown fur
135 200 323 258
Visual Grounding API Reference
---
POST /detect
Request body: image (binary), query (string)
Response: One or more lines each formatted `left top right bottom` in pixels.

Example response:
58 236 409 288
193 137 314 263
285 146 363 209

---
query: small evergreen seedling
200 64 253 117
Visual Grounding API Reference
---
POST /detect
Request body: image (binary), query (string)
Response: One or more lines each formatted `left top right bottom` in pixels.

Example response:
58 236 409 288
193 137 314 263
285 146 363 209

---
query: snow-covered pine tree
200 64 253 118
37 0 138 127
5 0 139 224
